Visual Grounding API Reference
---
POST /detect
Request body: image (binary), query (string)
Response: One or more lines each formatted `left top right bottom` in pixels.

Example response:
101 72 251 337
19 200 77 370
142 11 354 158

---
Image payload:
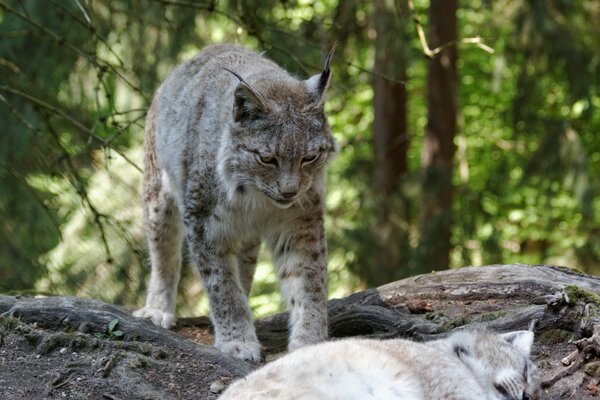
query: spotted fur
134 44 335 361
219 329 541 400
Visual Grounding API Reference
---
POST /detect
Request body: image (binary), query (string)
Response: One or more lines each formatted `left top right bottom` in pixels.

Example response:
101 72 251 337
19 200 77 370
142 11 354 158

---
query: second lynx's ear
500 330 534 356
304 45 335 105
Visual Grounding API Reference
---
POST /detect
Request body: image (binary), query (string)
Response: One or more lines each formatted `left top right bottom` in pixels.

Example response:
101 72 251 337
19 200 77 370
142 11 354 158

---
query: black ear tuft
223 67 267 122
318 43 335 94
454 345 470 358
305 43 336 104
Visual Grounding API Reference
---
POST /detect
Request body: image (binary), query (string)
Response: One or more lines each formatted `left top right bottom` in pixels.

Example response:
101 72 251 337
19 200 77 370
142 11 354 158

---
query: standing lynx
219 329 541 400
133 44 335 361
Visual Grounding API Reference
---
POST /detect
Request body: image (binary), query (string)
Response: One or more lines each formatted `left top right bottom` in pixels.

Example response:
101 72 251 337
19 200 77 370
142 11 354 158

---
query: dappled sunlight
1 0 599 317
36 148 145 304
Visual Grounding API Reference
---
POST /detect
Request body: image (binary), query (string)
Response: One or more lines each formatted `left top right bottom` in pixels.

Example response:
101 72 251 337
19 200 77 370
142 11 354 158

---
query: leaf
108 318 119 332
112 330 124 337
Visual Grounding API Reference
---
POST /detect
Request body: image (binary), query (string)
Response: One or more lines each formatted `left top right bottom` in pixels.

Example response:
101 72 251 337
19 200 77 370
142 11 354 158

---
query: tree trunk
372 0 409 196
366 0 411 286
418 0 458 272
1 265 599 399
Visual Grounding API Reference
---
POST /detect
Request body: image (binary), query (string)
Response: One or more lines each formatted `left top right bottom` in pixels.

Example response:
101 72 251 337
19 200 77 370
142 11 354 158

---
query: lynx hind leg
135 95 184 328
134 171 184 328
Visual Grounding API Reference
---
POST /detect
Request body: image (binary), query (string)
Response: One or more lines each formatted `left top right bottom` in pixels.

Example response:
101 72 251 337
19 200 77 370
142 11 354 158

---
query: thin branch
150 0 243 26
0 58 22 74
40 113 114 264
49 0 125 68
0 161 64 242
151 0 408 85
1 93 145 271
406 0 494 59
0 95 64 239
0 85 142 173
0 1 146 100
74 0 91 24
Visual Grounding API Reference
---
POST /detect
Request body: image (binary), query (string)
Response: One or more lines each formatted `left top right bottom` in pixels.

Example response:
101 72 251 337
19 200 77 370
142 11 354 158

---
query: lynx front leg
134 172 183 328
184 215 261 361
273 219 328 351
237 240 260 297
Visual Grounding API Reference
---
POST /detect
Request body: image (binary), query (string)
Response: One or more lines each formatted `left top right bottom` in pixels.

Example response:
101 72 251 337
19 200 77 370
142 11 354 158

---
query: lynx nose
281 191 298 199
279 174 300 199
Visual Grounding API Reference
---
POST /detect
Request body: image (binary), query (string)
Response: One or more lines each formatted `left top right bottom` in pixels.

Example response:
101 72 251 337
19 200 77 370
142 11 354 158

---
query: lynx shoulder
133 44 336 361
219 329 541 400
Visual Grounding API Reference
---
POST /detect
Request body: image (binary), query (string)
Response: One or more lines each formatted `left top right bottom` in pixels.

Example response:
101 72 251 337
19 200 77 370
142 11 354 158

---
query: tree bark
1 265 599 399
418 0 458 272
366 0 412 286
372 0 409 197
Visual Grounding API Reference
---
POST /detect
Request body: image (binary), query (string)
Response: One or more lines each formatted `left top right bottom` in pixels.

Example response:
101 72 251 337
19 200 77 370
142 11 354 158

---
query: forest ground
1 265 600 399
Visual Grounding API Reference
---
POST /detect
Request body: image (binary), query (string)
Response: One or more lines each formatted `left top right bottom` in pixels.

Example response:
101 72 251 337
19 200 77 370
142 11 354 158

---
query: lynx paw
288 338 306 352
133 307 176 329
288 333 326 352
217 340 262 362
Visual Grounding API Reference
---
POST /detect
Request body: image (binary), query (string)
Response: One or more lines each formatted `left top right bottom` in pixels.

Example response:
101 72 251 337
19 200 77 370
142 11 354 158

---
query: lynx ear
223 68 267 122
304 44 335 105
501 331 534 357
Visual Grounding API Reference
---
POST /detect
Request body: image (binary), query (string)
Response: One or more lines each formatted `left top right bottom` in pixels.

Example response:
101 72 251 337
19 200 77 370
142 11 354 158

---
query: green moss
548 265 586 276
584 361 600 378
72 333 99 350
37 331 75 354
0 316 23 331
125 354 155 371
443 315 471 331
564 285 600 306
537 329 572 345
476 311 508 322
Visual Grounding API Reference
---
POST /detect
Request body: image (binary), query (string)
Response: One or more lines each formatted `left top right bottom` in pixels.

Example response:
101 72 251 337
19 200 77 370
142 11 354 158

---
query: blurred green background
1 0 599 318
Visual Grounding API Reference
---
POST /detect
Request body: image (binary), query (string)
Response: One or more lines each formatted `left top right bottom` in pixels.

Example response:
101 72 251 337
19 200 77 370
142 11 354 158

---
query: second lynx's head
218 56 336 209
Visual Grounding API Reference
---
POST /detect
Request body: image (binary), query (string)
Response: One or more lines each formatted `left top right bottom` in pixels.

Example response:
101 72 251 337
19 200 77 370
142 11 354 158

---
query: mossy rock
537 329 573 345
564 285 600 307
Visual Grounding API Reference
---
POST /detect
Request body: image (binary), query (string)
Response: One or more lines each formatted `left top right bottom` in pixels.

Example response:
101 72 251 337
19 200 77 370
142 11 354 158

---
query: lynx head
437 329 541 400
220 50 336 208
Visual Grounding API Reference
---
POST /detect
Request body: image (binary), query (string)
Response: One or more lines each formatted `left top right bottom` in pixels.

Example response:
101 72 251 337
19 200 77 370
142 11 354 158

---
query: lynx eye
256 153 277 166
494 383 508 396
301 154 319 165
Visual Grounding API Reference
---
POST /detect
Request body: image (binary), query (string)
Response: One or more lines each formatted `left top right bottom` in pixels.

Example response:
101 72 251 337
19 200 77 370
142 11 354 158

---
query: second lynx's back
134 45 336 361
219 329 541 400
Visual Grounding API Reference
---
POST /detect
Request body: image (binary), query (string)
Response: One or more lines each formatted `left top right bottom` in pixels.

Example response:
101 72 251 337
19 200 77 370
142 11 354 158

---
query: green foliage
96 318 124 340
0 0 599 316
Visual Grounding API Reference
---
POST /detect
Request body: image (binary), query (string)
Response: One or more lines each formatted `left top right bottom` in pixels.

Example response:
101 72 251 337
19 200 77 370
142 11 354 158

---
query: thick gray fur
134 44 336 362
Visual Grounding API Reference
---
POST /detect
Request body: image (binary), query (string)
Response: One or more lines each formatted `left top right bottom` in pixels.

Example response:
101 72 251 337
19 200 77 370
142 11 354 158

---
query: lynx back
219 329 541 400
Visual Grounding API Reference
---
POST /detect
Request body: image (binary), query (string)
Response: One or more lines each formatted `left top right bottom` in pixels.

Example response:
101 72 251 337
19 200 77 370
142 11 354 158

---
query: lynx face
450 330 541 400
226 81 335 208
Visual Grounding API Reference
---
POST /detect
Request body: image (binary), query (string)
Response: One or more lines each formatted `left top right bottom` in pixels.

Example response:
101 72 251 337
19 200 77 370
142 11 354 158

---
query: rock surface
1 264 599 399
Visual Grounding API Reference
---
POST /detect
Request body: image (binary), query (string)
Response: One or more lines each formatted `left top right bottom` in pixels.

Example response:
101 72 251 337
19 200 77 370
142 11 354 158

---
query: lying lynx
219 329 540 400
134 44 335 361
